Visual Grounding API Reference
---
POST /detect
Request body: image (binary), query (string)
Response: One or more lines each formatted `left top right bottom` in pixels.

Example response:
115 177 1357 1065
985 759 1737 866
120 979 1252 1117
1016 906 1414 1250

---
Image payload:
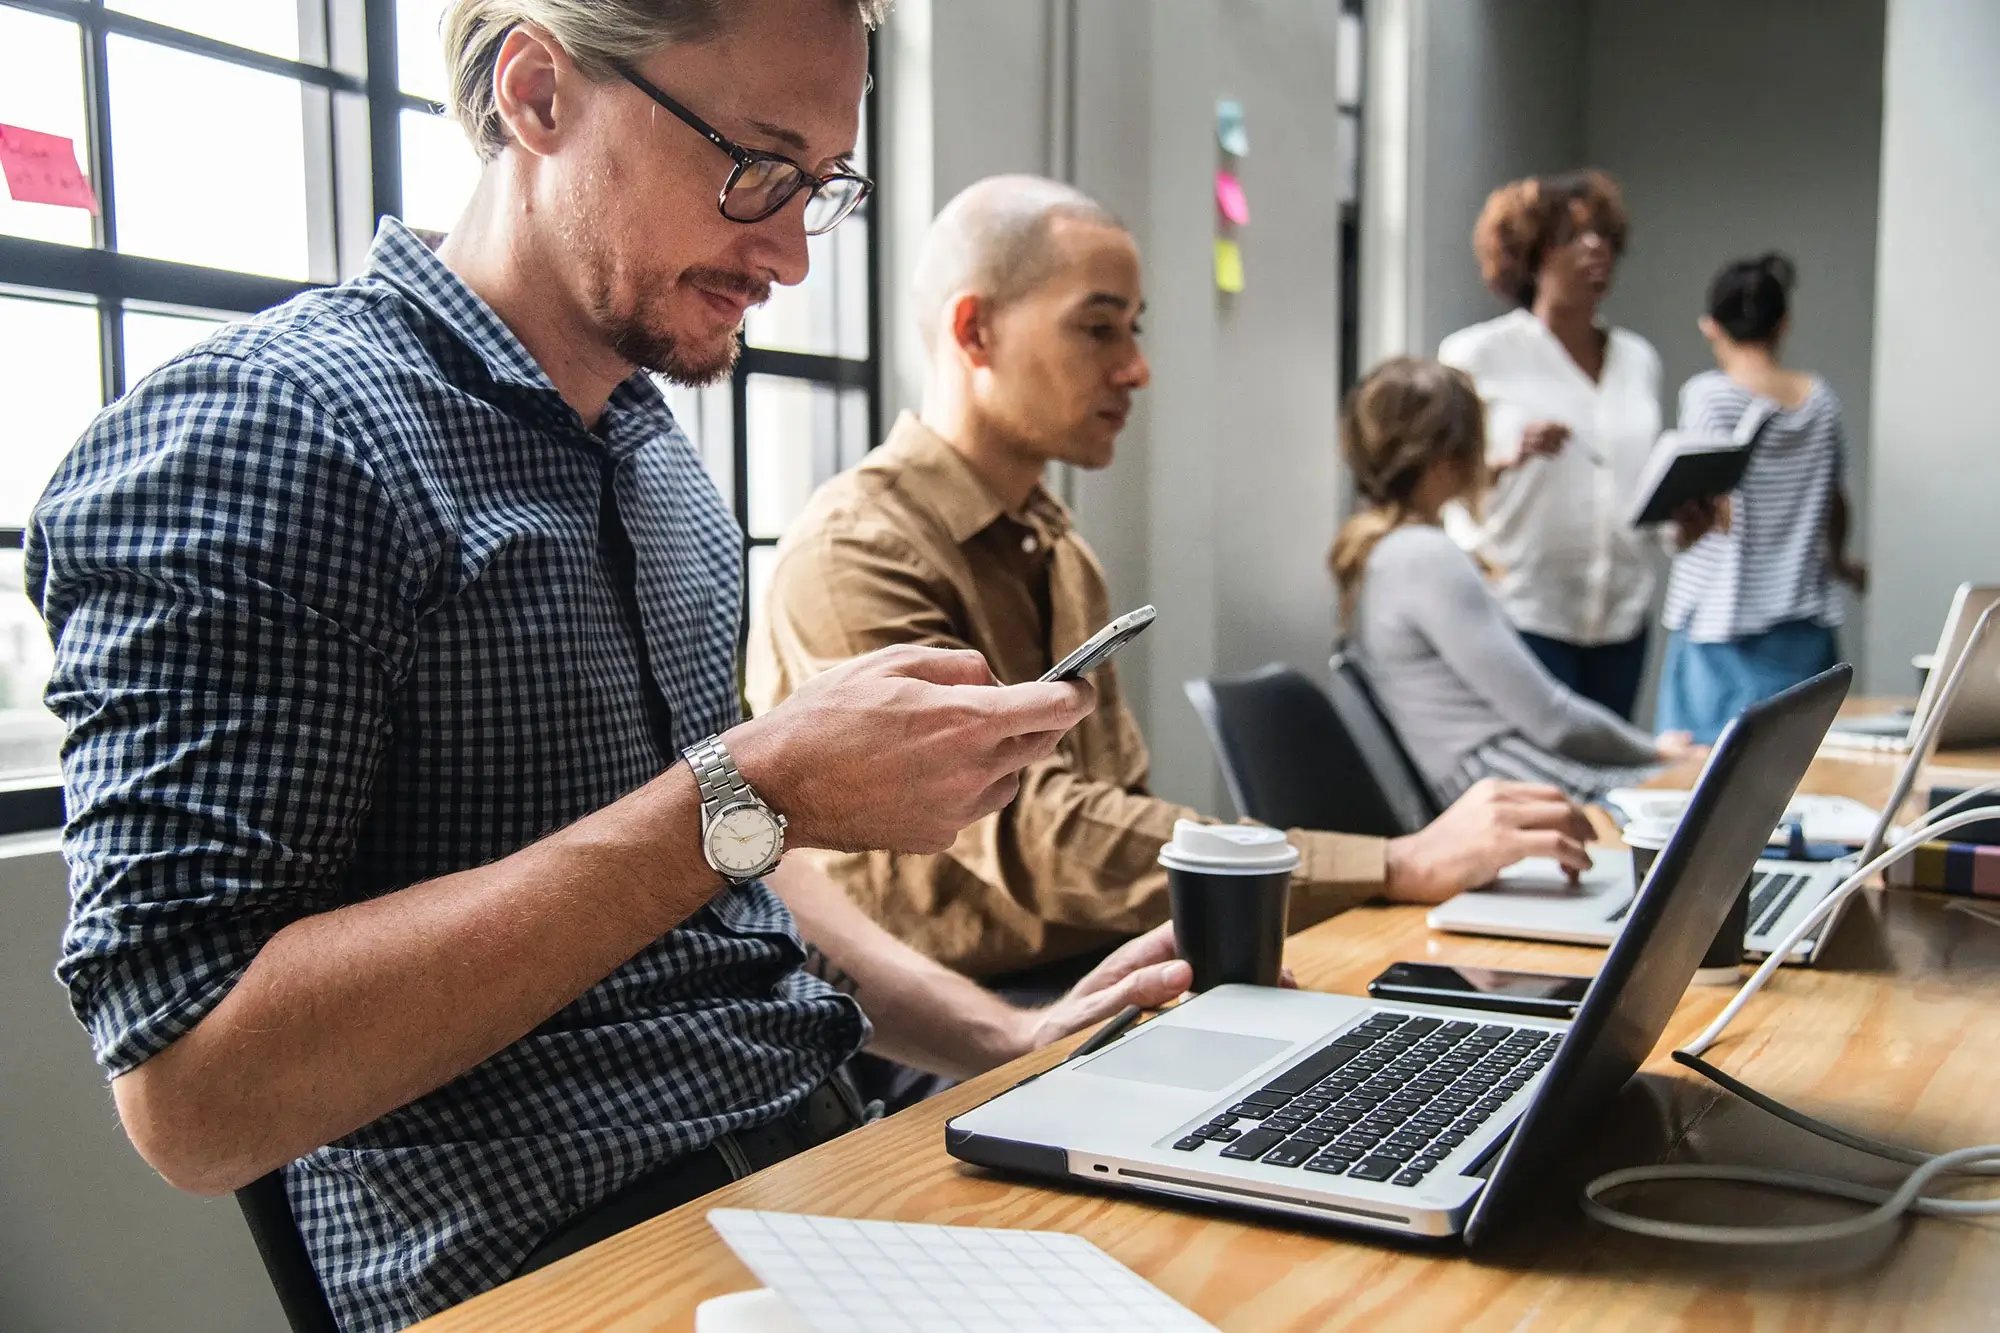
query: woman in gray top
1332 358 1696 804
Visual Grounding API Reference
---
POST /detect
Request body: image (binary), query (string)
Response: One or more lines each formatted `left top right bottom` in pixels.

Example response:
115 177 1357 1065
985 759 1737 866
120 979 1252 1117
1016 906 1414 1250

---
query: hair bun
1757 252 1798 292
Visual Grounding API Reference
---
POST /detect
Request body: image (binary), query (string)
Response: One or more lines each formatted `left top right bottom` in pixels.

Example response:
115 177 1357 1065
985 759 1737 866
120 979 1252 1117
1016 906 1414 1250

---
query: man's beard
597 267 771 389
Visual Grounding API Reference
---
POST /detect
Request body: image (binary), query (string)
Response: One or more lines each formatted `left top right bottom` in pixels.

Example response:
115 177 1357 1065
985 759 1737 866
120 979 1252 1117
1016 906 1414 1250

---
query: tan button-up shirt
747 413 1387 979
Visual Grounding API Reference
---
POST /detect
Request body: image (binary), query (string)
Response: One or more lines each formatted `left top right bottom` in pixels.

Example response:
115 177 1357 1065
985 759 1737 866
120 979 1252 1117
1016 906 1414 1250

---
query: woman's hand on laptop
1383 779 1595 904
1654 731 1704 764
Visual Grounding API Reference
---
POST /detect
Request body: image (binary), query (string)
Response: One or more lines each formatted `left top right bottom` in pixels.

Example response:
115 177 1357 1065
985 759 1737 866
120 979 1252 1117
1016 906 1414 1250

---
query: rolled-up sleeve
28 352 417 1076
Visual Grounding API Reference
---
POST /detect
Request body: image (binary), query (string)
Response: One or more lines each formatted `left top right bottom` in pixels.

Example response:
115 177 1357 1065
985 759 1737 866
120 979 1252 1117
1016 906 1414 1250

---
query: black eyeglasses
614 63 873 237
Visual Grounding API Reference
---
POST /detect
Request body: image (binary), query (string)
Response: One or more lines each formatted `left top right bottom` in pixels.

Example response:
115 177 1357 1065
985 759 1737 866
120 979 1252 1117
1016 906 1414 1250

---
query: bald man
747 176 1593 1047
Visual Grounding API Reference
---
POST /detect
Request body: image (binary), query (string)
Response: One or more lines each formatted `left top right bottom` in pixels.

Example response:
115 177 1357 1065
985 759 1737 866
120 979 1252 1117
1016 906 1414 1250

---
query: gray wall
1 838 283 1331
887 0 1354 809
1582 0 1886 679
1414 0 1588 357
1866 0 2000 687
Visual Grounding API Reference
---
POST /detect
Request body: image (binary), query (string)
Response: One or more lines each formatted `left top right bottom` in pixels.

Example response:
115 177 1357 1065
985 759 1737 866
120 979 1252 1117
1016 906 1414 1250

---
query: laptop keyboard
1604 867 1819 943
1169 1011 1559 1187
1748 871 1811 934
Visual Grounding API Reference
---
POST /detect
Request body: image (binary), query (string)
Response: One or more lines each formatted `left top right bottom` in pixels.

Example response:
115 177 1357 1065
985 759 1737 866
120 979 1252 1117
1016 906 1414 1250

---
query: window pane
746 544 778 645
745 376 870 540
398 0 452 102
0 549 63 783
107 1 303 62
123 309 229 389
108 36 313 280
0 295 103 530
1337 11 1363 106
399 109 481 236
745 215 871 360
0 10 93 248
656 378 736 512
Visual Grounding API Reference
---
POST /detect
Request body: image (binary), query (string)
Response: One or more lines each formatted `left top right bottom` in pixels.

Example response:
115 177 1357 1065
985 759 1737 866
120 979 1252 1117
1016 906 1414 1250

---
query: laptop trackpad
1078 1026 1292 1092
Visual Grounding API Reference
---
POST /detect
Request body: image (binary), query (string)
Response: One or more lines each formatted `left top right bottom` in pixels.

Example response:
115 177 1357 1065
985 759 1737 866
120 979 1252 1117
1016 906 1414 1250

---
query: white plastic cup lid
1158 819 1301 874
1623 815 1678 851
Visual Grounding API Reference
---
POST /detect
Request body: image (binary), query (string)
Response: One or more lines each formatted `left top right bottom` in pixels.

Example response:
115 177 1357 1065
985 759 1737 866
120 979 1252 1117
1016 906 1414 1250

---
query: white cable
1583 1147 2000 1244
1582 1050 2000 1243
1582 790 2000 1245
1681 799 2000 1059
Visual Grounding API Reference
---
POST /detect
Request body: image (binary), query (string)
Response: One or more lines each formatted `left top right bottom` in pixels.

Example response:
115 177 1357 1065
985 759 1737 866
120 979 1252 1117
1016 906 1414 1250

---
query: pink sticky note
0 124 99 214
1215 169 1250 226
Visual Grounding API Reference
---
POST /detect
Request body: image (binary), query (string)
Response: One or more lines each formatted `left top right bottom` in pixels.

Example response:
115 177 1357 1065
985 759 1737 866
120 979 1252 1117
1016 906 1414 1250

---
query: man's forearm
115 763 720 1195
767 857 1024 1079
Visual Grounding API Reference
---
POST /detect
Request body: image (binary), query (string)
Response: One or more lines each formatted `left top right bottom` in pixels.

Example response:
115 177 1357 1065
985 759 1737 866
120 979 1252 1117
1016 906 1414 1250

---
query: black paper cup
1159 820 1299 992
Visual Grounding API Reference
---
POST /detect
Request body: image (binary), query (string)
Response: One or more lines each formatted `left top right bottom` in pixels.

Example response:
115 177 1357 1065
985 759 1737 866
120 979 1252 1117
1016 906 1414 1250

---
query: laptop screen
1462 664 1852 1246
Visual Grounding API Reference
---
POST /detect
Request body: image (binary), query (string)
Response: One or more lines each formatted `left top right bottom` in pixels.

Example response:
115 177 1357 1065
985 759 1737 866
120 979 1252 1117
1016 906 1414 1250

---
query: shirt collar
364 217 675 453
879 412 1071 546
364 216 567 395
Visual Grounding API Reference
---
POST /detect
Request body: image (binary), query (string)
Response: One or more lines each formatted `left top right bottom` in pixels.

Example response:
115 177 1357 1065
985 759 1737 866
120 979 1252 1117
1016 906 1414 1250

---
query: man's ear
492 22 570 159
948 292 996 370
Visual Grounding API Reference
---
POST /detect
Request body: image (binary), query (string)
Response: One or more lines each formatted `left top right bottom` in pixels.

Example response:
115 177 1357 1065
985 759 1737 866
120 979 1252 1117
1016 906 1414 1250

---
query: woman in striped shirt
1657 254 1868 742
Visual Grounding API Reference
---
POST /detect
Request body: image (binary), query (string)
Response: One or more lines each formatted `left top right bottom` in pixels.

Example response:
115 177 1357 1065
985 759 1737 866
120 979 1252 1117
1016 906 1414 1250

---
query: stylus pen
1069 1004 1144 1061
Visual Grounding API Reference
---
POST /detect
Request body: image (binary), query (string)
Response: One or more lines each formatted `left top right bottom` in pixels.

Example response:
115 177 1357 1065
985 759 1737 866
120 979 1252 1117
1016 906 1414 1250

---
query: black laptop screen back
1463 664 1852 1245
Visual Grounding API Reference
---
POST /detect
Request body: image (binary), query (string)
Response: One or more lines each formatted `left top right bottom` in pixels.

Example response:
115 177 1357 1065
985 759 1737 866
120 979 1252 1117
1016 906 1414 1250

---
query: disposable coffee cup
1623 815 1677 891
1693 877 1751 986
1159 820 1299 992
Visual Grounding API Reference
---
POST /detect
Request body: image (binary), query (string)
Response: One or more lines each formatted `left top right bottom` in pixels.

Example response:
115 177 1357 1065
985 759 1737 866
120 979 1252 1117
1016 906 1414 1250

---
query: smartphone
1039 605 1157 683
1365 961 1590 1019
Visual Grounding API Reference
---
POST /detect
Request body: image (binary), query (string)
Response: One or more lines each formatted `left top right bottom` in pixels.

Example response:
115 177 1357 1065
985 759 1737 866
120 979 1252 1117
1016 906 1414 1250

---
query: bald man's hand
731 644 1094 854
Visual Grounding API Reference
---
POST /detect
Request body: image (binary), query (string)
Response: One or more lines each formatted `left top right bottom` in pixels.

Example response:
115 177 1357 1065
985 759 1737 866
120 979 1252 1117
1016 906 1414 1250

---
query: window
0 2 882 823
661 56 883 643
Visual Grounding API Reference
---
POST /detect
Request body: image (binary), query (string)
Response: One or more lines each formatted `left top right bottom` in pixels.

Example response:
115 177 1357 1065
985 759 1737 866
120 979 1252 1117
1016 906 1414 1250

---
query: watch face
708 803 781 876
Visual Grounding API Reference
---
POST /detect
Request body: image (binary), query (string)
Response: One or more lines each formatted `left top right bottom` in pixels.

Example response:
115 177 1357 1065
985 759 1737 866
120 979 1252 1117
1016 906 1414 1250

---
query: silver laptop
947 669 1850 1243
1427 656 1948 965
1826 582 2000 751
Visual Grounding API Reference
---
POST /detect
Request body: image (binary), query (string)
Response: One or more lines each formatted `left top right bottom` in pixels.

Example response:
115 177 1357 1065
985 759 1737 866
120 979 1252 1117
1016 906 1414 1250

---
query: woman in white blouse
1440 170 1661 719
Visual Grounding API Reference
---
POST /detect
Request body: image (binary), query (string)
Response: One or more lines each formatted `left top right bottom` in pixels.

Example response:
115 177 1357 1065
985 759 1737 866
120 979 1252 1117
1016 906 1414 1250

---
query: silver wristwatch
685 734 787 882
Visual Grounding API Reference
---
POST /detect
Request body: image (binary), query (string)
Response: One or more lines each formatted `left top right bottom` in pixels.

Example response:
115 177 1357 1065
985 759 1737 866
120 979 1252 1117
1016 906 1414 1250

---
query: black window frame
1338 0 1366 397
0 0 884 828
733 40 883 635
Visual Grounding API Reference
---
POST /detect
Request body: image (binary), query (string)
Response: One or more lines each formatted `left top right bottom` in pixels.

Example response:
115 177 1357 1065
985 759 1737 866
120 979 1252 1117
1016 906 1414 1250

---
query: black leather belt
516 1071 870 1275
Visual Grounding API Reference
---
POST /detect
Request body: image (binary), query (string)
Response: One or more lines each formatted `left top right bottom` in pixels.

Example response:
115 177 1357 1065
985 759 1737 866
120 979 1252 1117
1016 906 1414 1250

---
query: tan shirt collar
878 411 1072 547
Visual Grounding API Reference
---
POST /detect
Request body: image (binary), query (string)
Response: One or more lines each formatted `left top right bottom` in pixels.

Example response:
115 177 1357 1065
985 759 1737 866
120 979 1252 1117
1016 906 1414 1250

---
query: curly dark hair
1472 169 1629 308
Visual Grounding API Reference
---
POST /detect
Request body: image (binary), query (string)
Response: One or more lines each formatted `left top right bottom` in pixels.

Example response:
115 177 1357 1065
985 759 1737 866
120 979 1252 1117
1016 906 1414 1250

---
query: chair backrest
1326 651 1442 833
236 1172 340 1333
1183 663 1410 838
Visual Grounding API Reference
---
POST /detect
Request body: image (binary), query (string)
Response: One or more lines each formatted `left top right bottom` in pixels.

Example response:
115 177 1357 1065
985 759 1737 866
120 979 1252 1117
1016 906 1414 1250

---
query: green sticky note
1216 99 1249 156
1214 237 1244 294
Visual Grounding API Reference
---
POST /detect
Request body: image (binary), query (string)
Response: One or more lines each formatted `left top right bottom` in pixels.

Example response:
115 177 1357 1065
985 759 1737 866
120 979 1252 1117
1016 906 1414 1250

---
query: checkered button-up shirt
28 218 865 1332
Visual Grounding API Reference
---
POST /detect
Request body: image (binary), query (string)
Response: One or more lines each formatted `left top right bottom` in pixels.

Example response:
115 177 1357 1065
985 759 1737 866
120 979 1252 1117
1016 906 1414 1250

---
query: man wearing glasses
27 4 1191 1330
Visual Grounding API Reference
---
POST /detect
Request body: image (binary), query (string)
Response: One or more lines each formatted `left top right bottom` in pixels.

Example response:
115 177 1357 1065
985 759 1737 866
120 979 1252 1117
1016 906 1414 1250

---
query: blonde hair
1330 357 1487 628
441 0 891 162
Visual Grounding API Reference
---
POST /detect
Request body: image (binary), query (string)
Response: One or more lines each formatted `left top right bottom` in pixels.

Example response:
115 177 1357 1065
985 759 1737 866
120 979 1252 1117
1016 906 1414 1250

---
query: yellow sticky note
1214 237 1244 294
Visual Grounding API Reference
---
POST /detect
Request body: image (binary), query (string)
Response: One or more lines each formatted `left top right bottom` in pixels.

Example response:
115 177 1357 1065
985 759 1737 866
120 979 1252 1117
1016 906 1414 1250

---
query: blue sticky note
1216 99 1248 156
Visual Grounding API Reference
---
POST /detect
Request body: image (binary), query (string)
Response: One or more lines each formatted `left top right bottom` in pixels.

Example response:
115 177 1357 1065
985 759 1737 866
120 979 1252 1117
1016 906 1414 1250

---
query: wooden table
422 722 2000 1330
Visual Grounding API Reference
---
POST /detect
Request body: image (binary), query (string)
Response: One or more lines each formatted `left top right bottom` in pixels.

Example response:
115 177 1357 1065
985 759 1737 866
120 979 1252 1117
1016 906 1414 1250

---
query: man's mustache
682 268 772 307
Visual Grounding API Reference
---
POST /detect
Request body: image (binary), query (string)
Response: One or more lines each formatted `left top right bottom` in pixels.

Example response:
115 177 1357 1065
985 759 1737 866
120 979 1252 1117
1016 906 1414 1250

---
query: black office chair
1184 663 1412 838
236 1172 340 1333
1327 650 1443 833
